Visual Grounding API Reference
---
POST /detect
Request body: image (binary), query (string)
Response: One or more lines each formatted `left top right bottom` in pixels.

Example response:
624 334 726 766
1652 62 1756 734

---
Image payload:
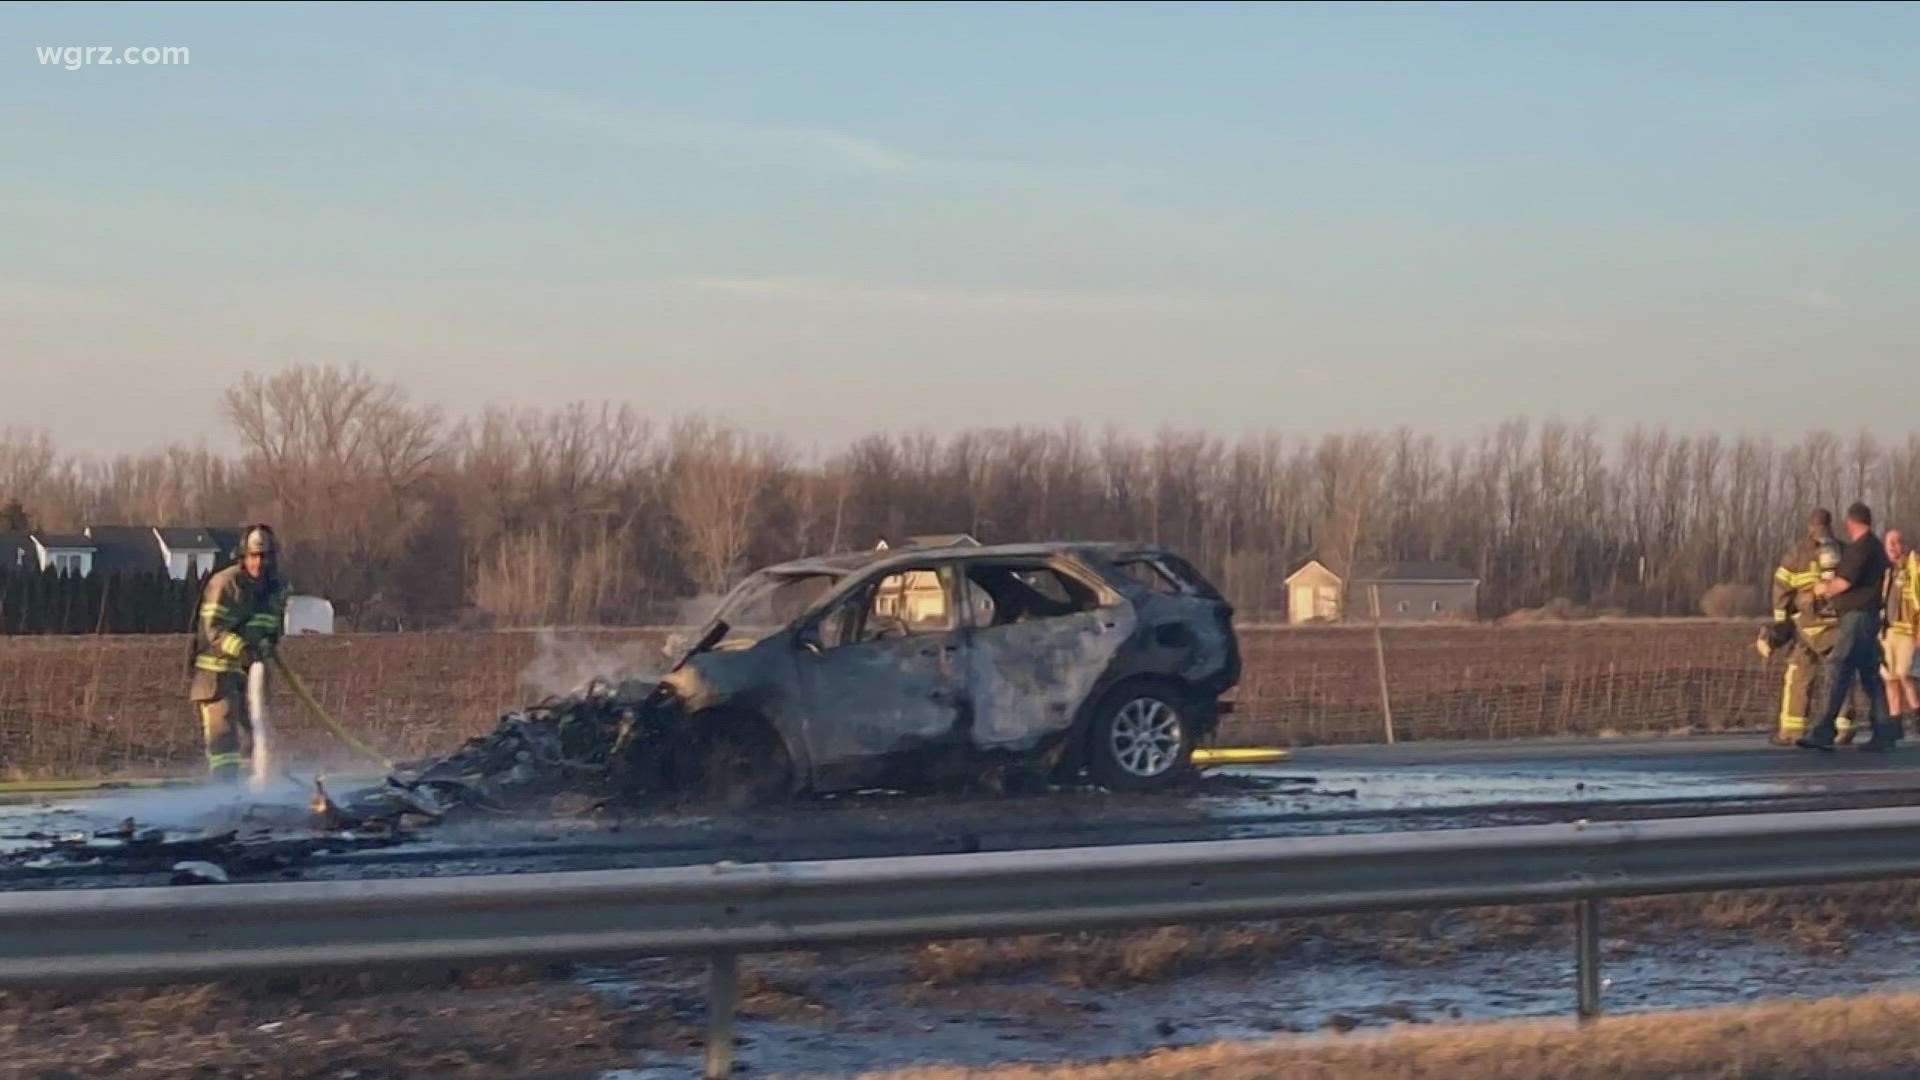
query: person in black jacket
1799 503 1900 752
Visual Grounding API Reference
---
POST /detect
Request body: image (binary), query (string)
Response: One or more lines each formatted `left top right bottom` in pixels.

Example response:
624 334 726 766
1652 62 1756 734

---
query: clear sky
4 2 1917 455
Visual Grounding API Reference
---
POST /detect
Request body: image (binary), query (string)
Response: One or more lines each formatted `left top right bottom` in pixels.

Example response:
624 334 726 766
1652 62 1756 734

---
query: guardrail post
705 951 739 1078
1575 898 1602 1021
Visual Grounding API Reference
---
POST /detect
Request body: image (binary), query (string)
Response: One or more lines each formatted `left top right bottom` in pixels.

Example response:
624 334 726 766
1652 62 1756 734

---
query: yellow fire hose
1192 746 1291 767
272 653 395 772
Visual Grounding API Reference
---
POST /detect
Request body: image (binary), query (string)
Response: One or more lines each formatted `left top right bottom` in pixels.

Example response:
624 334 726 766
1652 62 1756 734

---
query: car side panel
963 602 1138 751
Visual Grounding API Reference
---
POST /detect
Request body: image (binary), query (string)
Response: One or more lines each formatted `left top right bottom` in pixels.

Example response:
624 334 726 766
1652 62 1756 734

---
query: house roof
0 533 32 570
85 526 167 576
876 533 981 551
909 533 979 548
31 533 94 551
1349 561 1479 584
1282 558 1339 585
156 527 219 550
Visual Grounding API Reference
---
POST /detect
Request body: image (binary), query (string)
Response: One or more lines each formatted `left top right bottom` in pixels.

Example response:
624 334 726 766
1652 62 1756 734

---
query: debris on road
0 800 409 885
170 859 229 885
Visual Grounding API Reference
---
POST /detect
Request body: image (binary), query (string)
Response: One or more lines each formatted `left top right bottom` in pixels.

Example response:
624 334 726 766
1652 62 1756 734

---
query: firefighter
1767 509 1861 745
1882 529 1919 729
189 525 288 782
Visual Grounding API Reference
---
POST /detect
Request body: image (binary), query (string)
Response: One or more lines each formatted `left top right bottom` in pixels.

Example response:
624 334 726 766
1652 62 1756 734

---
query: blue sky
4 2 1918 454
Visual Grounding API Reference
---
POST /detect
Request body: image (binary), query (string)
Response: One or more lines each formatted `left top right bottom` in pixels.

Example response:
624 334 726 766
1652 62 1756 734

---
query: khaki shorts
1883 631 1916 682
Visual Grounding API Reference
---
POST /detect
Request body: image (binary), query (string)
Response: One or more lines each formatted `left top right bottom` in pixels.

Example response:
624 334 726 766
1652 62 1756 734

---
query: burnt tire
1085 682 1194 792
699 720 793 809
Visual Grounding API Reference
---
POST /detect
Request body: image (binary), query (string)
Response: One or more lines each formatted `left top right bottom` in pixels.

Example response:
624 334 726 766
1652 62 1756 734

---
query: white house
31 534 95 577
154 527 223 580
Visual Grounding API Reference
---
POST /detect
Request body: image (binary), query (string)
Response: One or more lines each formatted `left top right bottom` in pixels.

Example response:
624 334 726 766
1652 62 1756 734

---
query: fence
4 806 1919 1077
0 622 1769 778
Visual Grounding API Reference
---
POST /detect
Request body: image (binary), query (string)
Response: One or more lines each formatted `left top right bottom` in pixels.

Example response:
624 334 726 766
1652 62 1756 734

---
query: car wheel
1087 683 1193 792
699 720 793 809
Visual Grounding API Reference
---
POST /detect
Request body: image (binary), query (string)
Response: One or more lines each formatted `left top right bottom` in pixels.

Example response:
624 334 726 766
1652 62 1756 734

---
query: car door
794 562 968 786
959 558 1137 751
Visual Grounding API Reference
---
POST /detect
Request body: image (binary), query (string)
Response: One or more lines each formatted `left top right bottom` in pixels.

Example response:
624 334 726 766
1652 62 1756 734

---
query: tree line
5 364 1917 629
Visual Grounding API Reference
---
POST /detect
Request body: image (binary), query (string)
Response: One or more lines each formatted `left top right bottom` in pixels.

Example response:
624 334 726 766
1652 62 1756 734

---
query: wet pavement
5 733 1920 890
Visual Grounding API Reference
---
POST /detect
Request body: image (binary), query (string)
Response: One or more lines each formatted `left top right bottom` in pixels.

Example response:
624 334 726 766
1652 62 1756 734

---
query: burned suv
653 542 1239 797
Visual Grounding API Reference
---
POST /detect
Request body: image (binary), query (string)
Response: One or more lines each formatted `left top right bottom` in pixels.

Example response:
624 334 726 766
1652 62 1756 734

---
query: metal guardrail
6 806 1920 1077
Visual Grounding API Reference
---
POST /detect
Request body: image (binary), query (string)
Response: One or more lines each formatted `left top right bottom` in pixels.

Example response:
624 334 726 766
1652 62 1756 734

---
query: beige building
872 535 979 628
1284 560 1479 624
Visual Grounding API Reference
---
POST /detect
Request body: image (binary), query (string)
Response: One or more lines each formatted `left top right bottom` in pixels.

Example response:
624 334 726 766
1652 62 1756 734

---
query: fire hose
271 653 394 772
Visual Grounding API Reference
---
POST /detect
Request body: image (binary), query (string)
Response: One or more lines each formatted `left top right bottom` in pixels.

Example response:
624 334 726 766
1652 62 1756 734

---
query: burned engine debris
338 677 689 824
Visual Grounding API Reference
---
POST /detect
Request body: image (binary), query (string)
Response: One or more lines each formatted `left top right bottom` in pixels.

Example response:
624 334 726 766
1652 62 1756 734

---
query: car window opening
1116 558 1182 595
821 566 956 648
965 563 1102 627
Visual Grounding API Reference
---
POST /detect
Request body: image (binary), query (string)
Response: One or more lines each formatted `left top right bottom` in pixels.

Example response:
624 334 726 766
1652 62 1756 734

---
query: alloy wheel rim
1109 697 1183 777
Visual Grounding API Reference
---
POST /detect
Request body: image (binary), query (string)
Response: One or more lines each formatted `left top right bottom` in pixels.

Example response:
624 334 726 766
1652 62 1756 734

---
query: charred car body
354 542 1240 817
639 542 1240 799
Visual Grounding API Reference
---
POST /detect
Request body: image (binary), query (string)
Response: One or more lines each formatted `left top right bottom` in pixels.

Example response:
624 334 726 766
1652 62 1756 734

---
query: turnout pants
192 673 253 782
1778 628 1859 742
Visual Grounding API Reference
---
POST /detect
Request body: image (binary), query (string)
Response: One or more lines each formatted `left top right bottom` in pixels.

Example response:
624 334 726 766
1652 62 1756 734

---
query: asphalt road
7 732 1920 891
1281 731 1920 784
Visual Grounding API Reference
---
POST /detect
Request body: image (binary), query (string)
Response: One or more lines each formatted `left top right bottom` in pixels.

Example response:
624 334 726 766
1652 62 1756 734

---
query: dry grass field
0 622 1766 779
872 992 1920 1080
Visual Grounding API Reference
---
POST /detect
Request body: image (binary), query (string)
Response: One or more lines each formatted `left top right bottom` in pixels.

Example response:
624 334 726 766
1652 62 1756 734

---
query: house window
1396 600 1409 613
53 553 84 577
1432 600 1443 613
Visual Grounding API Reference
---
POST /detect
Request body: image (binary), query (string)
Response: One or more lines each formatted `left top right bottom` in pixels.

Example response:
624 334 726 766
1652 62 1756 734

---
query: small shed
1285 559 1480 624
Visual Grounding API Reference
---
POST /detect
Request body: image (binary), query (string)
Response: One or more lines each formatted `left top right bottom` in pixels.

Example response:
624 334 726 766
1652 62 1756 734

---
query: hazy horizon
6 2 1918 455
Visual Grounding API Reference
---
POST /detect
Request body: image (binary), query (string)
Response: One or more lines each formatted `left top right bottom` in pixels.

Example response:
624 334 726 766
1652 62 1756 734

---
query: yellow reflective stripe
217 632 247 658
1775 566 1795 582
1904 554 1920 631
206 752 245 769
246 615 281 629
1772 609 1790 622
195 654 242 673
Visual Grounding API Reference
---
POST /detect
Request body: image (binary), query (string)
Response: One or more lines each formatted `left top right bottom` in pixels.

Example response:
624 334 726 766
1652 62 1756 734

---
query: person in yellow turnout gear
1766 509 1864 745
189 525 288 782
1880 529 1919 731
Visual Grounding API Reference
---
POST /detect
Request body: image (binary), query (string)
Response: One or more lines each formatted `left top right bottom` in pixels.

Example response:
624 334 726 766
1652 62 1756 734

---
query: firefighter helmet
241 525 278 558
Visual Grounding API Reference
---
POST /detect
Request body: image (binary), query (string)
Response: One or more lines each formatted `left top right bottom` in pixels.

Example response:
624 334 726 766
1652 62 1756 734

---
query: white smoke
516 628 666 699
659 593 726 660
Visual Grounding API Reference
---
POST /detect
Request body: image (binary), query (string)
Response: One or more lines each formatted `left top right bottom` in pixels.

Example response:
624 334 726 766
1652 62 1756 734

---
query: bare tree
666 418 785 596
